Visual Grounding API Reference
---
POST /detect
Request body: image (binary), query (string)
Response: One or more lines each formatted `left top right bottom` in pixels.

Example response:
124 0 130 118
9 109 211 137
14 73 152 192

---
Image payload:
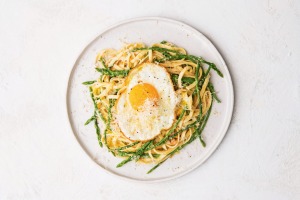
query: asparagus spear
88 86 103 147
94 117 102 147
82 80 96 85
117 151 160 159
116 141 152 168
103 100 118 157
171 74 195 87
208 82 221 103
113 141 140 151
132 47 179 53
96 68 129 77
84 115 95 125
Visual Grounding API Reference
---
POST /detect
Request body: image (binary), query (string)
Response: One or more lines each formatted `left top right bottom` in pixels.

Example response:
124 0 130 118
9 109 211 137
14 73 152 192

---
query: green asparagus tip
84 116 95 125
211 63 224 78
147 165 159 174
199 136 206 147
82 80 96 85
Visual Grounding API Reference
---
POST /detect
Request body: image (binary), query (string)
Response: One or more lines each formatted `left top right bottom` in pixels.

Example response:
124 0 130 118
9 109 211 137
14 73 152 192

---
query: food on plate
82 41 223 173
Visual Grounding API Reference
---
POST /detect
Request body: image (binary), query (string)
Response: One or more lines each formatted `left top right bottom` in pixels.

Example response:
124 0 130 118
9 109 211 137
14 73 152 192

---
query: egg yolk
129 83 159 110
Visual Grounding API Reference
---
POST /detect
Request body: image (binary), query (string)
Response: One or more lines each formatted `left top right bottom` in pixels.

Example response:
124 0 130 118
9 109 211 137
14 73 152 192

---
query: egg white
116 63 178 141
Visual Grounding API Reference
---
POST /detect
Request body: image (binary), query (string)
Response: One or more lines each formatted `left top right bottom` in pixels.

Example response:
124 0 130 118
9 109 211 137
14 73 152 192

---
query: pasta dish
82 41 223 173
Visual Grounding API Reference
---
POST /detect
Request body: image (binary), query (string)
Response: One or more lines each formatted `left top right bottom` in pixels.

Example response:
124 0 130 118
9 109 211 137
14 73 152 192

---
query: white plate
67 17 234 182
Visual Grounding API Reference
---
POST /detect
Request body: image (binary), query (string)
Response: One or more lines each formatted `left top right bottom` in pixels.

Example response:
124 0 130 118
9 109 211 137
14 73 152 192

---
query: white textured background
0 0 300 199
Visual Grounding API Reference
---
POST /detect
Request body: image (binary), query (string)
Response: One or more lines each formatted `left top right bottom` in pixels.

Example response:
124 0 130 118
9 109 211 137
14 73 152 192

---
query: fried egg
116 63 178 141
